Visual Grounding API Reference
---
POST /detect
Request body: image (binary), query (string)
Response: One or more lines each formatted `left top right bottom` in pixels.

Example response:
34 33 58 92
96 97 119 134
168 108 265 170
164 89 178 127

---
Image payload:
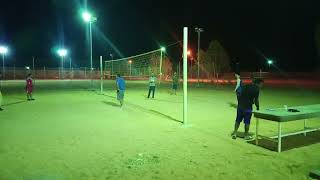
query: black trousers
148 86 155 98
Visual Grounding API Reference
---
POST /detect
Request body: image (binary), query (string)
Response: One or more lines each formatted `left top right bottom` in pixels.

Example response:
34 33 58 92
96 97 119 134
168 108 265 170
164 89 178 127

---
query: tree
197 49 208 79
161 56 173 77
205 40 231 76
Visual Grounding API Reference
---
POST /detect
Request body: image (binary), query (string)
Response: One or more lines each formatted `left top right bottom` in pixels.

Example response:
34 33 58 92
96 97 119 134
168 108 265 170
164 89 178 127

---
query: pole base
181 124 193 128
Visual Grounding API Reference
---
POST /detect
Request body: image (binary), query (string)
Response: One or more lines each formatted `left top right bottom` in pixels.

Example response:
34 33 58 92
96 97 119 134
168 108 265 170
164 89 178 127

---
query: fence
1 67 102 80
1 67 319 82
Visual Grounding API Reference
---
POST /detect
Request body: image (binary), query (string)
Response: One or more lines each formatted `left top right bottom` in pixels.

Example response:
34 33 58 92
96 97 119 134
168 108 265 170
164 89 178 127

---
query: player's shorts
117 90 125 100
235 108 252 125
172 84 178 90
26 86 33 93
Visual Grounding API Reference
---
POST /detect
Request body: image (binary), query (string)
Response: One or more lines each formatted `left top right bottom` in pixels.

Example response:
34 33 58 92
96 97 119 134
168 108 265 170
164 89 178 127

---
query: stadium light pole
57 48 68 79
110 53 113 77
159 47 166 83
82 11 97 87
267 59 273 68
195 27 203 87
0 46 8 79
128 60 132 80
69 57 72 80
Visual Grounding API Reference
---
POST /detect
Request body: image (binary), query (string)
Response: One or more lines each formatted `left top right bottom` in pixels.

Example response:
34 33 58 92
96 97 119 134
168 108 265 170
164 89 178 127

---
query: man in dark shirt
232 78 264 140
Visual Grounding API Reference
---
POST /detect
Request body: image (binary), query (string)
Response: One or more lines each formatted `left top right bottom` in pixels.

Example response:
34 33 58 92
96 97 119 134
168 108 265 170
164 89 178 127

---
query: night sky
0 0 319 71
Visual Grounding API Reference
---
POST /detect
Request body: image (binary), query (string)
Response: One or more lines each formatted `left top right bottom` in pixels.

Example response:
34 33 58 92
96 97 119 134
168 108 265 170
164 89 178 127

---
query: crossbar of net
105 49 162 79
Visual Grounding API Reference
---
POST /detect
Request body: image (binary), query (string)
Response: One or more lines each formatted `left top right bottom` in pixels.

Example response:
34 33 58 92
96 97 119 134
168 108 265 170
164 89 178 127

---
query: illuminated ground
0 80 319 179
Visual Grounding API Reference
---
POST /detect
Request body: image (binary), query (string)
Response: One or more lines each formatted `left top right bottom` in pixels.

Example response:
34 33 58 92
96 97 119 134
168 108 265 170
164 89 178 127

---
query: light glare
0 46 8 54
82 12 92 22
57 49 68 57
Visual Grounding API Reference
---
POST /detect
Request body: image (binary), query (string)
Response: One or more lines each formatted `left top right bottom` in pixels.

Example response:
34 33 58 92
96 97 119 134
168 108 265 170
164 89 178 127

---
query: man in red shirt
26 73 35 101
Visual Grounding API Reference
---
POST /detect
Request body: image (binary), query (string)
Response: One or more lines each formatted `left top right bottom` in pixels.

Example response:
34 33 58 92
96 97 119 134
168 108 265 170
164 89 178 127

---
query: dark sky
0 0 320 71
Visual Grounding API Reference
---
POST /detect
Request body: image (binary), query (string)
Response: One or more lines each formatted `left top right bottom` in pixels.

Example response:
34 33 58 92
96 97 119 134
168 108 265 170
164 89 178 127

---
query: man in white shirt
147 73 156 99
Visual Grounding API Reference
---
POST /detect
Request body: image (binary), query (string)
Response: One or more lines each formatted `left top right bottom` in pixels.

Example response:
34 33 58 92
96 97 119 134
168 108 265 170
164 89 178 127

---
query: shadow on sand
3 100 27 107
247 131 320 152
126 102 182 124
228 102 238 109
102 101 120 107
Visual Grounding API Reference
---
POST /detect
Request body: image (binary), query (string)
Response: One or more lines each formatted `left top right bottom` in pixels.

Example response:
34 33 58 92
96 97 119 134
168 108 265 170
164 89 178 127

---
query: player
147 73 156 99
234 73 242 102
26 73 35 101
116 74 125 107
172 72 178 95
0 72 3 111
231 78 264 140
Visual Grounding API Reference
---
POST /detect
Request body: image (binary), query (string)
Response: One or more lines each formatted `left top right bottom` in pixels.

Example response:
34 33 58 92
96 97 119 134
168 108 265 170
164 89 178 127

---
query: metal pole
100 56 103 94
183 27 188 125
178 61 180 81
159 50 163 84
2 54 4 79
61 56 64 79
197 31 200 86
259 69 262 78
43 66 46 79
13 65 16 80
90 22 93 86
111 54 113 78
32 56 35 84
130 63 132 80
32 56 35 74
70 57 72 80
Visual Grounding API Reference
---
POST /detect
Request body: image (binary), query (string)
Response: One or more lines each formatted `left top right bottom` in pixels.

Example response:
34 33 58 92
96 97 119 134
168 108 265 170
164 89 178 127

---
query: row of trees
190 40 231 79
158 40 231 79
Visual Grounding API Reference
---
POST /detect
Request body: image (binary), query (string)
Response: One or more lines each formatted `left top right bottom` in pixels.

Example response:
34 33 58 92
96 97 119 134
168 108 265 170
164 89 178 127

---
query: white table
253 104 320 152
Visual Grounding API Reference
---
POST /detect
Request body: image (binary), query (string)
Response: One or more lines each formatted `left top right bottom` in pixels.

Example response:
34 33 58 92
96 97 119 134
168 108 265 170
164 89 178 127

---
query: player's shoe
231 132 237 139
244 135 253 141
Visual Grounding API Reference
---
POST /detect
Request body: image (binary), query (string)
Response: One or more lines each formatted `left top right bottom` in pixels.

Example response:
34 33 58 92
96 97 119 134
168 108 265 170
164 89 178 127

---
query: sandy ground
0 80 319 180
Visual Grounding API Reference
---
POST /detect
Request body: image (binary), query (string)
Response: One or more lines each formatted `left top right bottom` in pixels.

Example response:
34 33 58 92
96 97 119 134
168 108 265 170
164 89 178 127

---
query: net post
100 56 103 94
183 27 188 125
159 50 163 85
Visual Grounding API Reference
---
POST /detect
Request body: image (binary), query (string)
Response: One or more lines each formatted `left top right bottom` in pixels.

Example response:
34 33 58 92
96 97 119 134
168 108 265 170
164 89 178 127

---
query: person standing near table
231 78 264 140
234 73 242 102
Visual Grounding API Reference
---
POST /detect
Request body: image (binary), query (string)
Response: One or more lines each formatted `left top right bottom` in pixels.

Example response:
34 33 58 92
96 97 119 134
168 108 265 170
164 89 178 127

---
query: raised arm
234 78 240 92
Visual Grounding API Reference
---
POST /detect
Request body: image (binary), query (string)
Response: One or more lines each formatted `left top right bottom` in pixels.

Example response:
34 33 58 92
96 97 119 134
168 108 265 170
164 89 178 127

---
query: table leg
256 118 259 145
278 122 282 153
304 119 307 136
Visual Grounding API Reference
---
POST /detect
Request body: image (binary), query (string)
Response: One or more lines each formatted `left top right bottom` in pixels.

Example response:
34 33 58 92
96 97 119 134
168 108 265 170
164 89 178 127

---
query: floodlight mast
195 27 204 87
57 48 68 79
82 11 97 87
0 46 8 79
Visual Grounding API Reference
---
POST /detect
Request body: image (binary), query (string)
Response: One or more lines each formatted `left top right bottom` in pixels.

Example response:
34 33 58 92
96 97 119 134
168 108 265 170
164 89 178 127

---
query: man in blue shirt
116 74 125 107
232 78 264 140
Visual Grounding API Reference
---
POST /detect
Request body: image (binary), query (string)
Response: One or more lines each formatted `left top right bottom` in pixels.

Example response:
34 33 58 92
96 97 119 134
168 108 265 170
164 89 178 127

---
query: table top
253 104 320 122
